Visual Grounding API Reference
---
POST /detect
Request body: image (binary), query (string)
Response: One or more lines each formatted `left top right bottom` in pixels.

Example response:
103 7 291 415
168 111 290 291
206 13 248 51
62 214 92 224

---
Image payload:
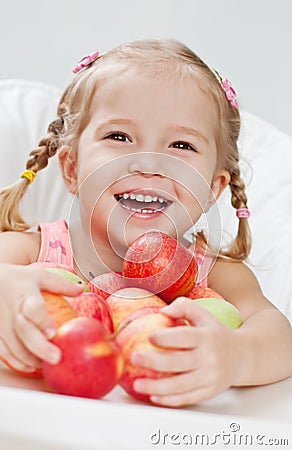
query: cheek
76 158 112 198
165 153 215 208
174 166 213 212
77 151 129 191
76 169 106 222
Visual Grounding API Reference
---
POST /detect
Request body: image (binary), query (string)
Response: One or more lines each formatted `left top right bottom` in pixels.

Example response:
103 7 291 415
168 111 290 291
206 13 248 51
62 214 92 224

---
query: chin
130 212 193 243
94 208 187 255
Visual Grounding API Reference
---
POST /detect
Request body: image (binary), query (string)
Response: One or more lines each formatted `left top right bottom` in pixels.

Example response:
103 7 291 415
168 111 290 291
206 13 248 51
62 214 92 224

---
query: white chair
0 79 72 223
1 79 292 319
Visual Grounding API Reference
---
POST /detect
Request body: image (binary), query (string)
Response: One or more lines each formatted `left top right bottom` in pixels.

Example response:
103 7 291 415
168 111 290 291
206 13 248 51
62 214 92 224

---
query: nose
128 152 166 177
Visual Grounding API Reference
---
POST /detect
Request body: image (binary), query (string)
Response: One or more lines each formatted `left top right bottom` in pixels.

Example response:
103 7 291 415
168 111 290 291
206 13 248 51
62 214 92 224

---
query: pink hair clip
73 51 99 74
221 78 238 109
236 208 251 219
212 70 238 109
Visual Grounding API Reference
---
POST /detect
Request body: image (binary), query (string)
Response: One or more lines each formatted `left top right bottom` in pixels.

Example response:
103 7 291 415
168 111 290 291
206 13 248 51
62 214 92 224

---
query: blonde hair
0 39 251 261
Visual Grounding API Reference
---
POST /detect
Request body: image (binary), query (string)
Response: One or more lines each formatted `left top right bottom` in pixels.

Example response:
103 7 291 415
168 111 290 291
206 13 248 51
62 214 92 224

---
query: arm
129 260 292 406
208 259 292 385
0 231 82 373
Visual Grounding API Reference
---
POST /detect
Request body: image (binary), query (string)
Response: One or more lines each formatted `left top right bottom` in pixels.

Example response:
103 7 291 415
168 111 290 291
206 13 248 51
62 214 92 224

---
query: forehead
89 68 218 131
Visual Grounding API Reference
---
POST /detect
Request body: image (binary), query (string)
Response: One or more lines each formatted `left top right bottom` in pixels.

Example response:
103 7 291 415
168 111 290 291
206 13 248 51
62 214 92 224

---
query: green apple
46 268 89 292
194 297 243 329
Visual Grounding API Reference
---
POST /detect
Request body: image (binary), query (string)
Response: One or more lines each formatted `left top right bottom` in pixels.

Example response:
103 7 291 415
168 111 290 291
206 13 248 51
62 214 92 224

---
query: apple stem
110 320 131 340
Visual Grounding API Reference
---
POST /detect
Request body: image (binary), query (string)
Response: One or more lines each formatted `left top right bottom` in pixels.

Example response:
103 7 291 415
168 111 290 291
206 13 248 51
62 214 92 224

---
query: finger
20 293 56 338
15 312 61 364
150 386 216 407
133 370 208 399
161 297 220 327
37 270 84 296
131 348 197 372
0 337 38 373
149 325 200 349
132 370 219 407
3 329 41 368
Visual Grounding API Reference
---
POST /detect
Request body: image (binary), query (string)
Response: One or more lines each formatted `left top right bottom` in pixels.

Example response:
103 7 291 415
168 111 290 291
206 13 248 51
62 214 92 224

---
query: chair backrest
1 79 292 319
0 79 73 223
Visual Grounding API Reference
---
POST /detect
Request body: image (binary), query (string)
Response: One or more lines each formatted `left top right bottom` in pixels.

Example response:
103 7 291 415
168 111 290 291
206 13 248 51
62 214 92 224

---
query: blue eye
171 141 197 151
105 132 131 142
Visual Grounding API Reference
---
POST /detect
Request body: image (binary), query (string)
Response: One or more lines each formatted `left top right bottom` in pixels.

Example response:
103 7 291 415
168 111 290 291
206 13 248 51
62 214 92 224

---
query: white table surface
0 363 291 449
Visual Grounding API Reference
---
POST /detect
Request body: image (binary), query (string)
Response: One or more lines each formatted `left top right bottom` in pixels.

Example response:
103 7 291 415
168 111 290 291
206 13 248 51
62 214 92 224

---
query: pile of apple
5 231 243 402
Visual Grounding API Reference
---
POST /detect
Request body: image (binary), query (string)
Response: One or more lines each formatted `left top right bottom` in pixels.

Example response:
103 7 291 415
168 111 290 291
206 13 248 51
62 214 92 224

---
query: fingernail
150 395 161 403
131 352 142 366
161 304 176 316
133 380 144 392
149 331 157 339
47 348 61 365
24 366 39 373
161 305 172 312
44 327 56 340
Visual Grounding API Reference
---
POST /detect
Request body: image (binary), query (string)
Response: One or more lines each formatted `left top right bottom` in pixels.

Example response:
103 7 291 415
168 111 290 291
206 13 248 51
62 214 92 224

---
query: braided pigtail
194 166 251 262
0 118 64 232
223 164 252 261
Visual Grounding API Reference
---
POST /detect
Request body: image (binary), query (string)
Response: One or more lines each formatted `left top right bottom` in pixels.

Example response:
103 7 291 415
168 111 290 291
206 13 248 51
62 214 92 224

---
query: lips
114 191 172 214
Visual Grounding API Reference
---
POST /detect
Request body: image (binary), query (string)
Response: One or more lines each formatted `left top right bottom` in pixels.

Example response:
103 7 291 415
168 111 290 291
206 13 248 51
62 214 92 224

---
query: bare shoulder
208 258 275 318
208 258 260 291
0 230 41 264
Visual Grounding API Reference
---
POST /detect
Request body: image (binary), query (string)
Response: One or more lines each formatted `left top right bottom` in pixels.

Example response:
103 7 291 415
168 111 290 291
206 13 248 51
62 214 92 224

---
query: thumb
161 297 220 327
38 270 84 297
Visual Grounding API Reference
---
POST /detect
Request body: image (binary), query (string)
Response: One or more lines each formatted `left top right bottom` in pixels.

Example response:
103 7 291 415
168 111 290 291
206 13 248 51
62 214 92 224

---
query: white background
1 0 291 136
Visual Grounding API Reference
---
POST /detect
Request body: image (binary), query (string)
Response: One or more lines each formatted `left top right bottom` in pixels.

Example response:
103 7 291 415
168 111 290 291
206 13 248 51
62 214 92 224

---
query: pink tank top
34 220 214 287
36 219 74 267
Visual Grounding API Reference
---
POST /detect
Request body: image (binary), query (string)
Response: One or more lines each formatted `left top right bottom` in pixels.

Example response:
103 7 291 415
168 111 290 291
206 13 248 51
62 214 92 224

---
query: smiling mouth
114 192 172 214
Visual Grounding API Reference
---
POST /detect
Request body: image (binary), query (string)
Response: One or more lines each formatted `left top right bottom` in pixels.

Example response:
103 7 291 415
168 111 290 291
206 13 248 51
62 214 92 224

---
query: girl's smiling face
60 69 230 263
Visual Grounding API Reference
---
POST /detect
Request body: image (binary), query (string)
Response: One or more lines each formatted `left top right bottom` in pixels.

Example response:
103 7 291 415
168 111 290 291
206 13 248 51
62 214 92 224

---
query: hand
131 297 240 407
0 263 83 373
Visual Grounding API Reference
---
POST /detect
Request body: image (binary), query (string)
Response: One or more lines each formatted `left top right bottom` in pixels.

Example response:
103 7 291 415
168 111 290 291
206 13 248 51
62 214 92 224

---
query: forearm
233 308 292 386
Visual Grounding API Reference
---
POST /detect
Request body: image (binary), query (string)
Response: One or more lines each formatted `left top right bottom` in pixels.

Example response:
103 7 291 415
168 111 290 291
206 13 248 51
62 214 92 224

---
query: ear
206 169 230 210
58 145 78 194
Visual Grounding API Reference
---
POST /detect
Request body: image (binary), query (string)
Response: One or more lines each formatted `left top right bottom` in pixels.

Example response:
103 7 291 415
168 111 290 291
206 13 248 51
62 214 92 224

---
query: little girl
0 40 291 407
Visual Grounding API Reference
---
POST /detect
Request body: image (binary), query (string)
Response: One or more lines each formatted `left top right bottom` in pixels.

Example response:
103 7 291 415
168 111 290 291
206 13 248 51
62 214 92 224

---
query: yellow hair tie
20 170 37 184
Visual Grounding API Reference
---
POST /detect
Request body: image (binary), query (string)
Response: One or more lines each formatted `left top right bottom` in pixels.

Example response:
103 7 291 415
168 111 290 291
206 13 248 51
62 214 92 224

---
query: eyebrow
173 125 209 144
96 118 134 129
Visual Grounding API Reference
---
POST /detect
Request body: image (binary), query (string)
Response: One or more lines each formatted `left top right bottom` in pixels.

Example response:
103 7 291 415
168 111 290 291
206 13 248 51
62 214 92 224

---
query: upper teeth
121 193 166 203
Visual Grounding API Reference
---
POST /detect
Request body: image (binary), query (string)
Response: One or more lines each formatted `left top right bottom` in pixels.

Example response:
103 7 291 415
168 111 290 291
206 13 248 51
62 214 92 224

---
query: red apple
122 231 198 303
66 292 114 333
116 311 186 402
186 285 224 300
106 287 167 330
89 272 128 301
42 317 124 399
118 305 164 329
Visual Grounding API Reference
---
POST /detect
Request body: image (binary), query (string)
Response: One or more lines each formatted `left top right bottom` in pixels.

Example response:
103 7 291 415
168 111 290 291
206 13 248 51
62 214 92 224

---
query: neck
69 221 124 281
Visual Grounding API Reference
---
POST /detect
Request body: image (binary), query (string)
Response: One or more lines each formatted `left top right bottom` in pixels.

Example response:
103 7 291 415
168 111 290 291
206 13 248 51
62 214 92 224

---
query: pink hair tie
73 51 99 74
236 208 251 219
